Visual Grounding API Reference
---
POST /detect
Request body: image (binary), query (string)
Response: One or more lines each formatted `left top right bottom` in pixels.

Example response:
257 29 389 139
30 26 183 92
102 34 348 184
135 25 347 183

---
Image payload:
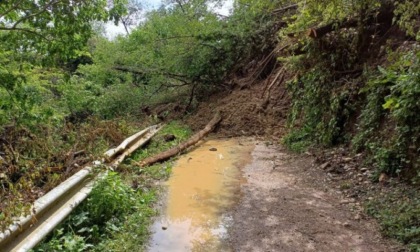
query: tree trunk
139 112 222 167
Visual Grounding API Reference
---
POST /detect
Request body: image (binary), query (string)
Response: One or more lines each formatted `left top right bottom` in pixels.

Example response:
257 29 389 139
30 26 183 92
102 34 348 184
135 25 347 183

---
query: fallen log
139 112 222 167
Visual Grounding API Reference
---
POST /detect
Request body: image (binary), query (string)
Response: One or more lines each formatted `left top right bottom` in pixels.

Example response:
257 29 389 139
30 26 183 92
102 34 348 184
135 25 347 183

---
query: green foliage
79 0 285 108
282 0 419 179
81 172 139 226
393 0 420 39
0 0 127 61
279 0 381 39
34 172 156 251
284 60 355 149
34 122 191 250
354 50 420 177
282 126 312 153
366 188 420 250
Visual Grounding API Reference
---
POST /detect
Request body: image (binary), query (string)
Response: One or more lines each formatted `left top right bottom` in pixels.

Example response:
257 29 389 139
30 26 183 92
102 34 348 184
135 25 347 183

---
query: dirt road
229 140 402 252
149 138 402 251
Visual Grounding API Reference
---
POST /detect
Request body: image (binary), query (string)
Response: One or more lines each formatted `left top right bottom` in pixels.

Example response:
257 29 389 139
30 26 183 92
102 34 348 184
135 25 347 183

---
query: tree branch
0 27 49 40
272 4 298 14
113 65 190 83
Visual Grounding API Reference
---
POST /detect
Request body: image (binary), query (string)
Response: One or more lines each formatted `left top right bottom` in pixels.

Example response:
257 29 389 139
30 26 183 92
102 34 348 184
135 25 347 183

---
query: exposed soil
154 71 408 251
229 141 405 252
148 138 405 251
186 78 289 139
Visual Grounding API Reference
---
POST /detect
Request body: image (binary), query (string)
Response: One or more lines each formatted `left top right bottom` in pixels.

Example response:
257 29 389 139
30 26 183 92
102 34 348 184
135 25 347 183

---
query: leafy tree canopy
0 0 128 61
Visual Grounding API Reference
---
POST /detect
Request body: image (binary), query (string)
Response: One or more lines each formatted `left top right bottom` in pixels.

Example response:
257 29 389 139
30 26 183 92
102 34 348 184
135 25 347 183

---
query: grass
366 186 420 251
282 127 313 153
32 121 192 251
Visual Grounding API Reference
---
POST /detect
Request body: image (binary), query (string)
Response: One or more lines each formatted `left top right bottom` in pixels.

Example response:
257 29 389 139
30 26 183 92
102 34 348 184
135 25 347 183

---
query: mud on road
149 138 403 252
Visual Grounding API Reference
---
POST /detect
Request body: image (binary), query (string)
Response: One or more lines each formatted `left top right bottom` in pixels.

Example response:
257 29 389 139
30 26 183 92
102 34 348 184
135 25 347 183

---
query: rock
379 173 389 183
163 134 176 142
320 162 331 170
343 157 353 162
209 147 218 151
343 222 351 228
360 167 368 173
162 226 168 230
340 198 356 204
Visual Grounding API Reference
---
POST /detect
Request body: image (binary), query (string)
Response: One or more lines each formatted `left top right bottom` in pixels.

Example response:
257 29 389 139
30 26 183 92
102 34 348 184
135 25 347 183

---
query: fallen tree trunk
139 112 222 167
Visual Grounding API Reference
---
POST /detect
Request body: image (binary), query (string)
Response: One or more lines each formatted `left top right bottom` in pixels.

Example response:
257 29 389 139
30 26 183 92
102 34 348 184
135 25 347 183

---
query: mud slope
186 79 289 139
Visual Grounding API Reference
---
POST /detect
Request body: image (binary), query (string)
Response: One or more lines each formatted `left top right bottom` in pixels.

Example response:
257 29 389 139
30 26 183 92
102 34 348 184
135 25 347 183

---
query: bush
34 172 152 251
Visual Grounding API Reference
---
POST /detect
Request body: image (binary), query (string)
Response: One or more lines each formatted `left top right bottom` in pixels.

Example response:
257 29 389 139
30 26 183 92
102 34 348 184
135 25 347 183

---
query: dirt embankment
186 78 289 139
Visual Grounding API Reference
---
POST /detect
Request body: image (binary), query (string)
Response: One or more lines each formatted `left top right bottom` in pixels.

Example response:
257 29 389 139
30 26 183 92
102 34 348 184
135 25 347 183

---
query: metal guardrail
0 125 162 252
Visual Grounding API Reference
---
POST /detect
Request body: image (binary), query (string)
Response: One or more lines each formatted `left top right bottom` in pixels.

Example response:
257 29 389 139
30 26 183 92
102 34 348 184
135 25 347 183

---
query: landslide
186 77 289 139
175 2 419 249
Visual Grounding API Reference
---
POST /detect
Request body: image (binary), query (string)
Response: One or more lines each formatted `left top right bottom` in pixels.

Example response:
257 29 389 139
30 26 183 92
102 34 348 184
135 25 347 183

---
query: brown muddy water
148 139 254 252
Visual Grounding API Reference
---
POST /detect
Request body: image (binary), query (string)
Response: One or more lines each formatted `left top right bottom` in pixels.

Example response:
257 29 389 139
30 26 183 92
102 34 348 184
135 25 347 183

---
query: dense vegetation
1 0 419 250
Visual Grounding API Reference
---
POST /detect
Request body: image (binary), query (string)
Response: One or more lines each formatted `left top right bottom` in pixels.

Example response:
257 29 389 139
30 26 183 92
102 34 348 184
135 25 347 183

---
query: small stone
0 173 7 179
379 173 389 183
162 226 168 230
340 198 355 204
343 222 351 227
343 157 352 162
209 147 218 151
320 162 330 170
360 167 368 173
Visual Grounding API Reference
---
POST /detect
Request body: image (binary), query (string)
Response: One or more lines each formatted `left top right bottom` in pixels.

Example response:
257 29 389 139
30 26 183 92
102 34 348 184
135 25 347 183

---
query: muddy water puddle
148 139 254 252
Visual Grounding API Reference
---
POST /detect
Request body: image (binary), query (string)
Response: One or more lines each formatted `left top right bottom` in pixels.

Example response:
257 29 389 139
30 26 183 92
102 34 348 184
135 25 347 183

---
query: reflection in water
148 139 253 252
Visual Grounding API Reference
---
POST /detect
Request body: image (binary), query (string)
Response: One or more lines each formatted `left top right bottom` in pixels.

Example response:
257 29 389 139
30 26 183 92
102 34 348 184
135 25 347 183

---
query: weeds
0 118 134 231
33 122 192 251
366 187 420 251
